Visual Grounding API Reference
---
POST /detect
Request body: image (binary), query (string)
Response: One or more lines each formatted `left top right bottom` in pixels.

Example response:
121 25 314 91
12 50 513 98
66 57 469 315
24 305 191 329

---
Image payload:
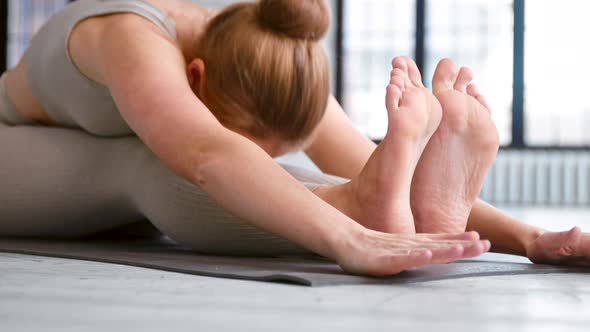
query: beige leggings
0 83 348 256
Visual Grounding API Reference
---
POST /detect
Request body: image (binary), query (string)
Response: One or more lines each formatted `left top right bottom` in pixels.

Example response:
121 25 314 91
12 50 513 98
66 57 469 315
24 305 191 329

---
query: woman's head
190 0 331 150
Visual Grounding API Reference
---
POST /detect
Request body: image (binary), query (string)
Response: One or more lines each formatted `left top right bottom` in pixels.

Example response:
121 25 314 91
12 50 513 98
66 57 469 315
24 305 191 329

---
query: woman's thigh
0 121 145 237
0 121 348 255
133 155 349 255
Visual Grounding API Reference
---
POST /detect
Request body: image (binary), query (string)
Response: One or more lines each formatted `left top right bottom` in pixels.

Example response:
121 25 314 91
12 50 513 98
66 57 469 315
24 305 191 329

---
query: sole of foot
344 56 442 233
410 57 500 234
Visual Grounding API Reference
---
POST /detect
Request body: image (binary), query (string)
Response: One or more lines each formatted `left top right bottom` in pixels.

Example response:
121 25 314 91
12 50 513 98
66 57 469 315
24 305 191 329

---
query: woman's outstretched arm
88 16 487 275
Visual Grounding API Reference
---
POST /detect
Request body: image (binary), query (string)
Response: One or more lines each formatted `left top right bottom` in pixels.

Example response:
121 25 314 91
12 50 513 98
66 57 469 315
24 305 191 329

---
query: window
341 0 513 143
339 0 590 148
6 0 68 69
424 0 514 145
524 0 590 146
342 0 416 139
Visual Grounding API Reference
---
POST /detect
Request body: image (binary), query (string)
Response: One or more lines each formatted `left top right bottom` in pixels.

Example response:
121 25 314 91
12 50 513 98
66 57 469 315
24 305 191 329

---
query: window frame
0 1 7 73
335 0 590 150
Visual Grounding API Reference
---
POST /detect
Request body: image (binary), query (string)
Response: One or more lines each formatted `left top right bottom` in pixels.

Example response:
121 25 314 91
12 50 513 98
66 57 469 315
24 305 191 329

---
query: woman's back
2 0 201 136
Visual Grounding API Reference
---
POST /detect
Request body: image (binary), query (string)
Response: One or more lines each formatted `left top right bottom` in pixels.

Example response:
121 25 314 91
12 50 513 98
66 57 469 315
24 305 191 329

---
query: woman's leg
0 119 349 255
133 147 347 255
0 121 146 237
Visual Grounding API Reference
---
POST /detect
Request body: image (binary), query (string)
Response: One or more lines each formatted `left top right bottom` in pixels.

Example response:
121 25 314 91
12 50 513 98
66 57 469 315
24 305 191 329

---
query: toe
467 83 492 113
466 82 479 97
385 84 402 112
454 66 473 93
555 227 581 257
566 226 583 248
402 56 424 87
390 69 406 91
579 230 590 259
432 58 459 95
392 57 411 86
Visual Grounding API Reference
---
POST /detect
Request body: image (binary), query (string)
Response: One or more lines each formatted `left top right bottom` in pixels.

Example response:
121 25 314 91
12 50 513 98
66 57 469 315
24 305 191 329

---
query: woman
0 0 586 276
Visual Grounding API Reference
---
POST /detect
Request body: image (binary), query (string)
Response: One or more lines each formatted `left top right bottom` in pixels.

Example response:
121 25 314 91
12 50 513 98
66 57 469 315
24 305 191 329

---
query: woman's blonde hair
196 0 331 142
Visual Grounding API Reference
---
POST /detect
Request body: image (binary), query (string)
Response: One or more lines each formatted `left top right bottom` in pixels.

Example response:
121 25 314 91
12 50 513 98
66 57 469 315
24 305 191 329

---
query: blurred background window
5 0 68 69
341 0 416 139
424 0 514 146
341 0 514 144
524 0 590 146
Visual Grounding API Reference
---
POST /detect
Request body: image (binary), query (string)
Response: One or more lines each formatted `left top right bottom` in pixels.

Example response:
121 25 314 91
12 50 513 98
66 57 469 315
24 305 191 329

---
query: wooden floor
1 207 590 332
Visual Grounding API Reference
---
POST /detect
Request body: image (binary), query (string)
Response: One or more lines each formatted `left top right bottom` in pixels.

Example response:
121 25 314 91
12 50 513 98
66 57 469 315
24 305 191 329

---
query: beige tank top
24 0 177 136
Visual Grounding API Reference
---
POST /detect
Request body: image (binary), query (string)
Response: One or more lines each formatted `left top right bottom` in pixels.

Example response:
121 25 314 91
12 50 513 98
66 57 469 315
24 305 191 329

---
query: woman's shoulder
99 12 177 42
73 11 184 83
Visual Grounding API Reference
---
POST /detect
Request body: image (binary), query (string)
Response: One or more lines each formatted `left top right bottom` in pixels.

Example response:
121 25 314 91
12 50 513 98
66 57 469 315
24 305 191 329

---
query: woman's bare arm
98 17 352 258
90 17 487 275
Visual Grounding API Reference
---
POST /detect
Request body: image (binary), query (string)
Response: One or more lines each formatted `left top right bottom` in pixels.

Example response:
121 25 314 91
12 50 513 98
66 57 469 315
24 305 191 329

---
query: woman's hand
334 228 491 276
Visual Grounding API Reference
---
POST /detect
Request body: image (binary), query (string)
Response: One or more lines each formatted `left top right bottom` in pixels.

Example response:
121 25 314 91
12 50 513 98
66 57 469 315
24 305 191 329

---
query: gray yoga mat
0 236 588 286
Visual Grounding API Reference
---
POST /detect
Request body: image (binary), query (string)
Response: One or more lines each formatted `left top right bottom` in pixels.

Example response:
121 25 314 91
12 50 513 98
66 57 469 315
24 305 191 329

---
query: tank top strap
22 0 178 135
76 0 177 38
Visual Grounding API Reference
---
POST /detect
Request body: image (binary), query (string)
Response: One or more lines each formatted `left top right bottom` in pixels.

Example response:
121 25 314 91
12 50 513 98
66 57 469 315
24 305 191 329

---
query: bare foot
410 58 499 234
317 57 441 233
526 227 590 267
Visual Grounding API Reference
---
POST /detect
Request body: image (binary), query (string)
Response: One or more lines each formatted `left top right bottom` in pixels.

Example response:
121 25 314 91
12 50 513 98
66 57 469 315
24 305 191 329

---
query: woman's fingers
417 231 481 241
417 239 490 262
386 240 485 271
462 240 491 258
391 241 488 265
339 229 491 276
384 239 490 268
411 244 463 264
381 249 433 275
370 232 490 258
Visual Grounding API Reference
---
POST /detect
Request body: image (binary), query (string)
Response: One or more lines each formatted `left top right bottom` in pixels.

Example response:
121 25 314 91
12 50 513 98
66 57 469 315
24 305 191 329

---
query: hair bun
256 0 330 41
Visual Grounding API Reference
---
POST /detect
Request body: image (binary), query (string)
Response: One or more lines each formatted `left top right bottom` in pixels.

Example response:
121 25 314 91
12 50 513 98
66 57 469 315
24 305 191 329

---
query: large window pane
525 0 590 146
343 0 415 139
425 0 514 145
